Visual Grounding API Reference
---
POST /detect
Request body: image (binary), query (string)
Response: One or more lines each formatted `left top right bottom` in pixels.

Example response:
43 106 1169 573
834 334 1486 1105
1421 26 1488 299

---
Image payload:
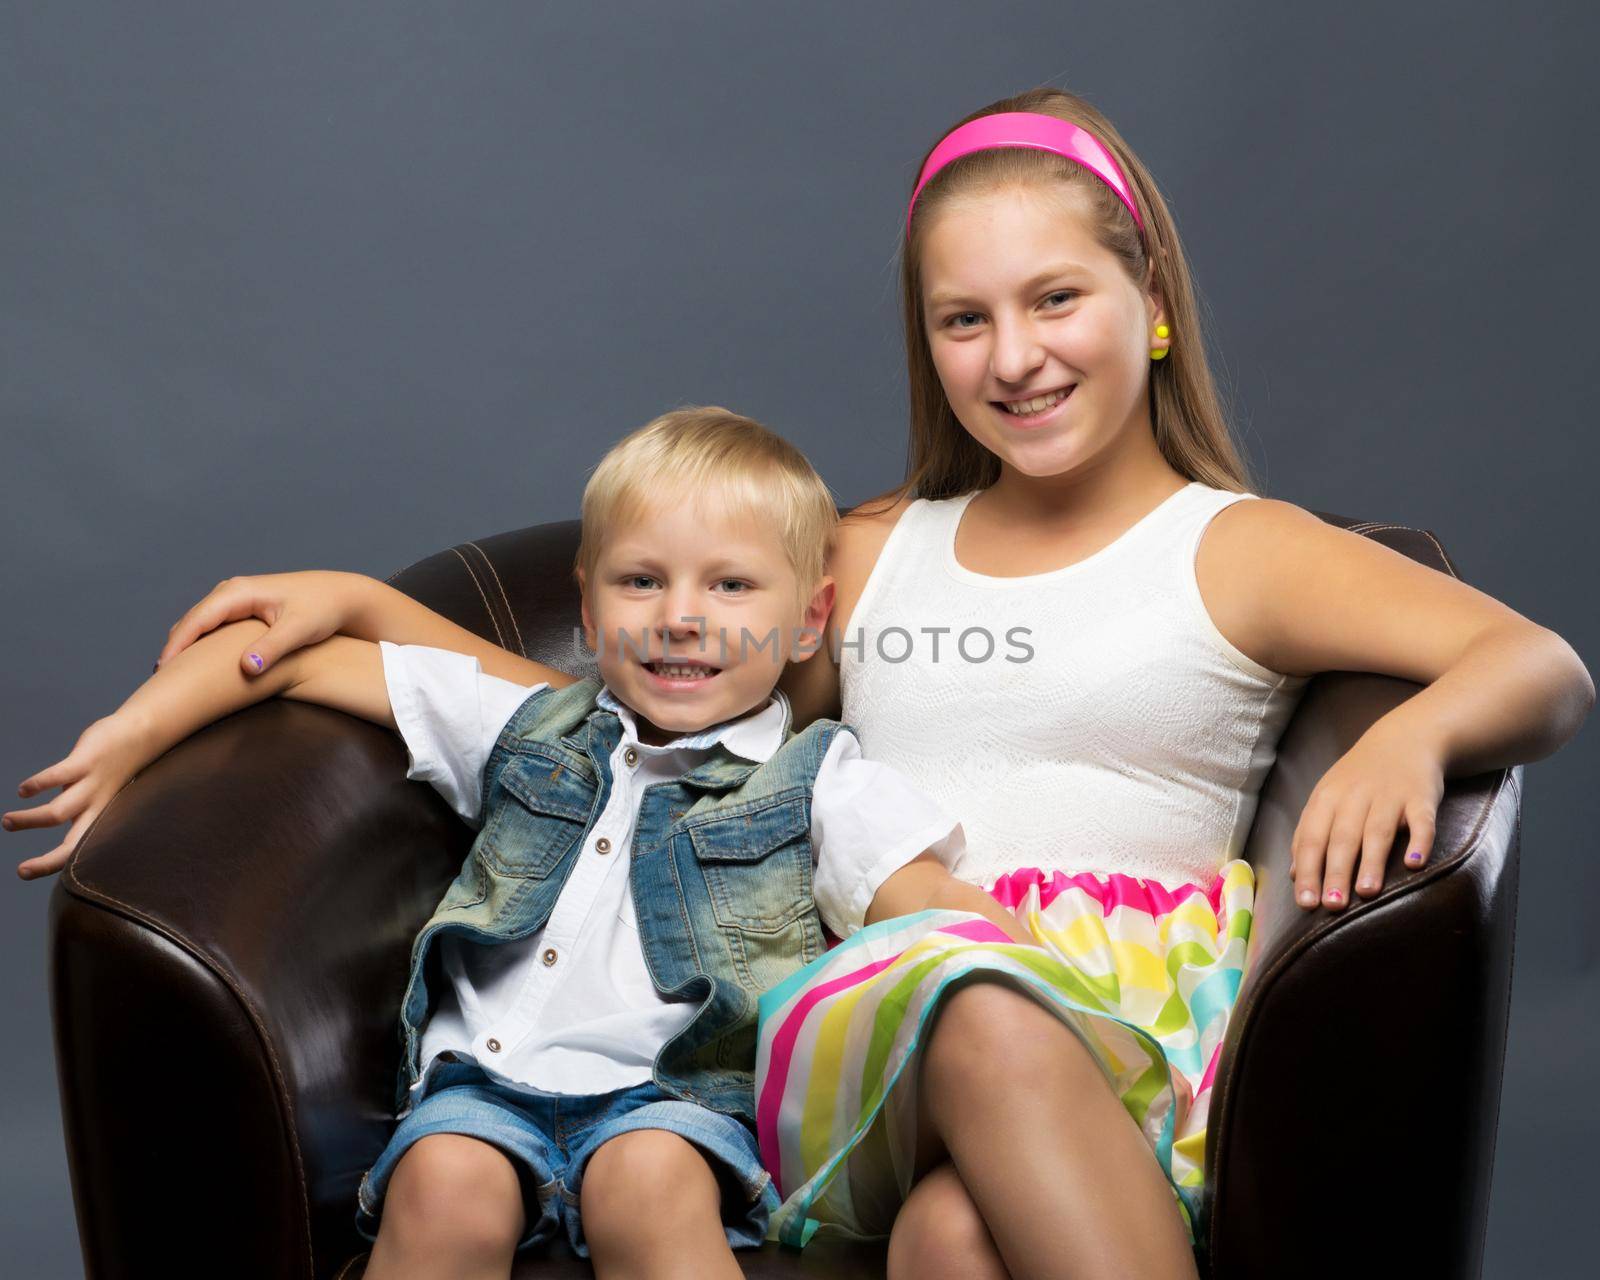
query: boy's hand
156 570 368 677
1289 721 1444 912
5 712 154 881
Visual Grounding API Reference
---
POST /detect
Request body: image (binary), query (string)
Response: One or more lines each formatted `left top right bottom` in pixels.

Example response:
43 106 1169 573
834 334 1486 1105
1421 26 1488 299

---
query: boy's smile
579 490 832 746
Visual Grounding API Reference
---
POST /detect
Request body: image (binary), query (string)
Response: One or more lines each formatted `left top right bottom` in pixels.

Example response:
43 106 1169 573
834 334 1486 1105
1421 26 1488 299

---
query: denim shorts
354 1055 778 1257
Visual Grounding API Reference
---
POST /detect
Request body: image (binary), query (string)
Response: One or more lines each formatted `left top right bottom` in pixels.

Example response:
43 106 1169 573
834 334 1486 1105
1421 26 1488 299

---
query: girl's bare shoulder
836 491 916 566
832 491 917 602
1193 497 1312 674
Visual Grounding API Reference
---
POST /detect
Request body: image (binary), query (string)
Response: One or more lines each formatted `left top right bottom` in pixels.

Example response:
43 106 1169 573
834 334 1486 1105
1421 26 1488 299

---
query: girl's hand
1289 722 1445 911
156 570 366 677
5 713 154 881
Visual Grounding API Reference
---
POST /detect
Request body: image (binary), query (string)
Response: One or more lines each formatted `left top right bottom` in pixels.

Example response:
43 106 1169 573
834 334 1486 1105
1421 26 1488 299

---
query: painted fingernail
248 653 264 671
1299 890 1317 905
1406 851 1423 865
1326 889 1342 903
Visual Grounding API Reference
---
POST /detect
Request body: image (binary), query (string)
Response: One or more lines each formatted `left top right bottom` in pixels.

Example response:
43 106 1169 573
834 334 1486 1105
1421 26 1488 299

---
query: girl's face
919 184 1164 482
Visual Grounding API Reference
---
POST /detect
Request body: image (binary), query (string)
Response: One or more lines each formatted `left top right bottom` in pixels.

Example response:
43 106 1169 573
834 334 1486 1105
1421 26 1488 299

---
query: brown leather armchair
48 511 1519 1279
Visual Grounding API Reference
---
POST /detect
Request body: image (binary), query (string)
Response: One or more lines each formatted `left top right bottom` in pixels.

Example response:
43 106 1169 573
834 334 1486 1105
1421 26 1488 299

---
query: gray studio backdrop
4 3 1595 1276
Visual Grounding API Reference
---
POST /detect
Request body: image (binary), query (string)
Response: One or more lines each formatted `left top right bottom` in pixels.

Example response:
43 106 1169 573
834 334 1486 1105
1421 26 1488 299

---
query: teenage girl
745 88 1590 1280
45 87 1592 1280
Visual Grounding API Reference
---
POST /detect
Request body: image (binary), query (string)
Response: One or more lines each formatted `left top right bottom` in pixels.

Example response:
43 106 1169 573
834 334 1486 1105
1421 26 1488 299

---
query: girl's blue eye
626 575 657 589
1045 290 1077 306
948 312 982 329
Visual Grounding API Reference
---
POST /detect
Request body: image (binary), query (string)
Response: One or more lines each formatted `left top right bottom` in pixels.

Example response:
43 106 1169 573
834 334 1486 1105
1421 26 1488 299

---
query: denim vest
393 678 846 1125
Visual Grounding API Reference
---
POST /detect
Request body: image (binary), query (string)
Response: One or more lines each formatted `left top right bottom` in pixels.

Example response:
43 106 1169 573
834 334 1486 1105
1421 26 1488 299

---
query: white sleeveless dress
754 482 1309 1250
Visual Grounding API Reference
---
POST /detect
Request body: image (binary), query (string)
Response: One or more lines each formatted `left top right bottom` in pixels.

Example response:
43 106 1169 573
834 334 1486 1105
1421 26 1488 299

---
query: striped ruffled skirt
754 860 1254 1249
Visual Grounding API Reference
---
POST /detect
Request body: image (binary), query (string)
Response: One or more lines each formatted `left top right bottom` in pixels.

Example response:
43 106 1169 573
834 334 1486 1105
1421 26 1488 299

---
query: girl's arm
866 851 1037 946
133 619 396 754
7 620 395 880
1198 498 1595 909
156 570 577 689
344 576 575 687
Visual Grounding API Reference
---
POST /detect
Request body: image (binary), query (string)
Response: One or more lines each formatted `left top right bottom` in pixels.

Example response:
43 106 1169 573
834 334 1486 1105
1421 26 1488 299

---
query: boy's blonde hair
574 406 839 613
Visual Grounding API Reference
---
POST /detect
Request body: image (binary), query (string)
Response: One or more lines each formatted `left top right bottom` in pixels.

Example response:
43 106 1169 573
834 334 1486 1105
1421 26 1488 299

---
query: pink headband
906 111 1146 240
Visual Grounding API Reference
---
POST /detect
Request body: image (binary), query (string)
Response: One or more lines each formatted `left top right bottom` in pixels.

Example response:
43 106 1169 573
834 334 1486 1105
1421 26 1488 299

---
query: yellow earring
1150 323 1171 361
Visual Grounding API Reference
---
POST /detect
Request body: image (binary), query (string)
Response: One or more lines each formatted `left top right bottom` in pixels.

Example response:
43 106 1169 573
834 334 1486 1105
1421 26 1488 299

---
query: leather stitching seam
447 546 508 649
466 540 527 657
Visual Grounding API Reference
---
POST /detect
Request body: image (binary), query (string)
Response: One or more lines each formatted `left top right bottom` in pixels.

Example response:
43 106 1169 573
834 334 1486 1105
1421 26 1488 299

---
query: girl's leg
887 1159 1010 1280
579 1129 744 1280
364 1133 527 1280
907 979 1201 1280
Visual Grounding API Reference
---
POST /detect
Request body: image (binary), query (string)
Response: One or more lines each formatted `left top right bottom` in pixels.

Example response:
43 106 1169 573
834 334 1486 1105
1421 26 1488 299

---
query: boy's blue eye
622 575 748 592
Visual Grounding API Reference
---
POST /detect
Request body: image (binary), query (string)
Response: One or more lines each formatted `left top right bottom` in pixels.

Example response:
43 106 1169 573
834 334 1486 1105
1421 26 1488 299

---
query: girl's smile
992 383 1076 428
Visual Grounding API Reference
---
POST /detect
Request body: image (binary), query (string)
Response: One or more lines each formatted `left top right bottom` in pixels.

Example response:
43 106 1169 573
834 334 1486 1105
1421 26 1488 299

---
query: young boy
8 407 1004 1278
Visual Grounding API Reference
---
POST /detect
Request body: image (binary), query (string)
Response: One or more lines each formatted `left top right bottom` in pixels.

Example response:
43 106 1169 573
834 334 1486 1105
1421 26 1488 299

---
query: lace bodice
838 482 1310 888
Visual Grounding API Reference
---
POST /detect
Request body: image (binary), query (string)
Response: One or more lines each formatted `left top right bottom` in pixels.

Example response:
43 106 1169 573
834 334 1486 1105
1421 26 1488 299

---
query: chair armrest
50 699 471 1279
1204 671 1521 1278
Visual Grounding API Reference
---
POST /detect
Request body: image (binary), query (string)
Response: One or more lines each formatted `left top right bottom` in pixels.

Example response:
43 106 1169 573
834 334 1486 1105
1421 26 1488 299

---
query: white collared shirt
379 642 961 1107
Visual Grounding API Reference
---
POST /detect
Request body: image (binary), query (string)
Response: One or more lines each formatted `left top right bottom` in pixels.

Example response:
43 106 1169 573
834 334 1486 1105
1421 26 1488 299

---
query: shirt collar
595 684 789 763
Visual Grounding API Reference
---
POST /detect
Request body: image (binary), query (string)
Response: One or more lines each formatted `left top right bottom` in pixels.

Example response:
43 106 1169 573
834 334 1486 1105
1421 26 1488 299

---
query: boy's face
578 491 833 747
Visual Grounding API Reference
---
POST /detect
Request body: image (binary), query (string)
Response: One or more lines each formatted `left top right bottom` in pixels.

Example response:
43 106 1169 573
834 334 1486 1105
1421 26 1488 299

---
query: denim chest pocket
478 749 597 878
688 797 814 932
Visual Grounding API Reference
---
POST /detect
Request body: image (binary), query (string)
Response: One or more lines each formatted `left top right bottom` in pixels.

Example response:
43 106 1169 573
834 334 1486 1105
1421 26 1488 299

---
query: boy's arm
865 852 1037 946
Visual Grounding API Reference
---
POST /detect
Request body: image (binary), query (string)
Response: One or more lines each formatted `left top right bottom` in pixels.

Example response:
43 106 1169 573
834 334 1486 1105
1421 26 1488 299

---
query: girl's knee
924 979 1095 1089
380 1133 526 1258
888 1163 1006 1280
581 1130 721 1249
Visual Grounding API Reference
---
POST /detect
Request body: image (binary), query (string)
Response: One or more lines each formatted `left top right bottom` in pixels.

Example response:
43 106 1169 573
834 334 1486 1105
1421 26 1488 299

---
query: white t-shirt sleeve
809 728 965 939
378 640 549 828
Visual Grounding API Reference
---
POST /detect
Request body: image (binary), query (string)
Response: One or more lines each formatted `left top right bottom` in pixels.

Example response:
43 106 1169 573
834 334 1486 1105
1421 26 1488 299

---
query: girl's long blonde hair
864 87 1255 512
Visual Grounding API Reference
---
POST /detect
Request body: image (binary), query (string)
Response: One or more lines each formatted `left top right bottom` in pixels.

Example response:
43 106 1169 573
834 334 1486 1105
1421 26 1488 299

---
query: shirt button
595 836 612 855
486 1038 501 1053
542 948 558 966
624 747 639 767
